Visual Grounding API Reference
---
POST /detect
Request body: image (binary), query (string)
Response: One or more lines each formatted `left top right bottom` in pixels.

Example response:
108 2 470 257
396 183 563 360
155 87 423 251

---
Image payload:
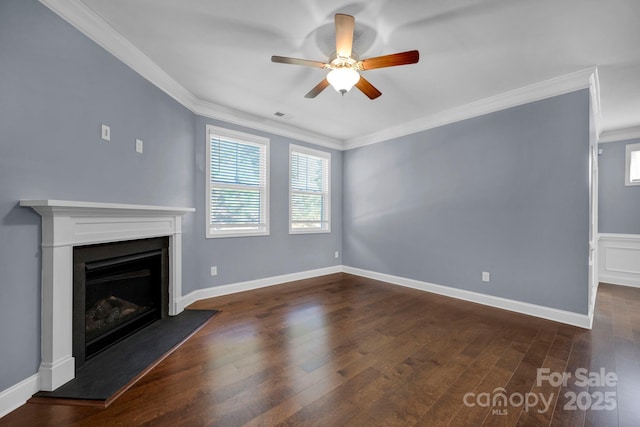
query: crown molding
343 67 598 150
37 1 623 152
38 0 342 151
599 125 640 143
192 98 343 150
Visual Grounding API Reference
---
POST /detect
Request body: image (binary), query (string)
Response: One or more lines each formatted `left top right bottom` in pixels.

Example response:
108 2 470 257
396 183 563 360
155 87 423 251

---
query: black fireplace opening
73 237 169 368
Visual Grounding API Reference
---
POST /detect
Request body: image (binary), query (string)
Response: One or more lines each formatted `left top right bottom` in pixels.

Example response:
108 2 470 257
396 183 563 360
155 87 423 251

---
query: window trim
289 144 331 235
206 124 270 238
625 142 640 186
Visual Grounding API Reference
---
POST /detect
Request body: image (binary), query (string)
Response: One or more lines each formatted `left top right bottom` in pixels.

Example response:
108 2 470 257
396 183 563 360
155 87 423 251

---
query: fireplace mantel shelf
21 199 193 392
20 199 195 216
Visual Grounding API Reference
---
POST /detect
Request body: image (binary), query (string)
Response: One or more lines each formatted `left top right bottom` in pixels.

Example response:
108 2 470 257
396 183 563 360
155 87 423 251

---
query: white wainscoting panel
599 233 640 288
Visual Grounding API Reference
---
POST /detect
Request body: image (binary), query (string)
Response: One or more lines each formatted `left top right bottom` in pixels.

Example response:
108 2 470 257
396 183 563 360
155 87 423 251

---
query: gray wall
0 0 592 400
0 0 343 393
598 139 640 234
0 0 195 391
343 90 591 314
190 116 342 293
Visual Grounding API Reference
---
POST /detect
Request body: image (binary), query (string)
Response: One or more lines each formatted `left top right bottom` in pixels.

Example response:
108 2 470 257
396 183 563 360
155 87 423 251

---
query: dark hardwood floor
2 274 639 426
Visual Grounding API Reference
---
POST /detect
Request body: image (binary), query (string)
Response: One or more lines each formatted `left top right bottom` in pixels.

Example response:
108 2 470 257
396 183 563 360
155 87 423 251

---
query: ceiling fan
271 13 419 99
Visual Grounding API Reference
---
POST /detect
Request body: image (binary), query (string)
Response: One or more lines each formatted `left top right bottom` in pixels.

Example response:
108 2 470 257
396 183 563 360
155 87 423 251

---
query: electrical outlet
482 271 490 282
135 139 143 154
335 251 339 259
210 266 217 276
101 124 110 141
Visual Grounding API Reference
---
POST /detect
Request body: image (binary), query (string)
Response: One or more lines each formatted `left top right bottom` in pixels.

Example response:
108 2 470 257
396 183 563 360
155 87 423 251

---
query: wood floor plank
483 330 554 427
2 276 639 426
418 334 511 426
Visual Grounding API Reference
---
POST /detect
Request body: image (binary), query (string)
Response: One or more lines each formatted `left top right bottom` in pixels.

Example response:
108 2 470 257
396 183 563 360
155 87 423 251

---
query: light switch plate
101 124 110 141
135 139 143 153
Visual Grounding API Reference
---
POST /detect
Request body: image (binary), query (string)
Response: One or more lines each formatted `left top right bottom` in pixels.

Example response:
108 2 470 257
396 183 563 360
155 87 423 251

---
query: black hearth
73 237 169 368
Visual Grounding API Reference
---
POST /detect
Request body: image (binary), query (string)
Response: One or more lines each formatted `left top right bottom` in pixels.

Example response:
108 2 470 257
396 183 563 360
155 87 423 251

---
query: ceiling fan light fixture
327 67 360 94
271 13 418 99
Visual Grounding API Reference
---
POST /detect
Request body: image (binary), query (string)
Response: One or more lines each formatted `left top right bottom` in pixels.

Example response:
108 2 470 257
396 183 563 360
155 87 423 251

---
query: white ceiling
45 0 640 147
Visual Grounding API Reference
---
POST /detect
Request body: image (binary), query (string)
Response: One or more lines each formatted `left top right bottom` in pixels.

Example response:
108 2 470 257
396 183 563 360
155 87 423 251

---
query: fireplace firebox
73 237 169 368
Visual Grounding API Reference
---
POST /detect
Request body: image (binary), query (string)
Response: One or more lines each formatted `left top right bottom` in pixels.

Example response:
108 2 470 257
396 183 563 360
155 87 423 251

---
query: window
206 125 269 238
289 144 330 233
626 142 640 186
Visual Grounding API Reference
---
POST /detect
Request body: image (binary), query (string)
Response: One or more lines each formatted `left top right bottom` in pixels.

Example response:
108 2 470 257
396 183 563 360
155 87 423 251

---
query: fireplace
20 199 194 391
73 237 169 368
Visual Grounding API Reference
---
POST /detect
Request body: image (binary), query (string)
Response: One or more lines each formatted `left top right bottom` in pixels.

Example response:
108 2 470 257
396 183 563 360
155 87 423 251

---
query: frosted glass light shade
327 68 360 93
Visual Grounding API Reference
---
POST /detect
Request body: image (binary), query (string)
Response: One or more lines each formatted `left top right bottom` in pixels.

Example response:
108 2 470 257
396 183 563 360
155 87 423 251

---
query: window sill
289 229 331 235
206 230 270 239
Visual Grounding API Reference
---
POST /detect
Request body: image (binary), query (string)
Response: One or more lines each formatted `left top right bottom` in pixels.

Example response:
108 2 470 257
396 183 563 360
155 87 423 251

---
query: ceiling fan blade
271 56 328 68
359 50 420 70
335 14 355 58
355 76 382 99
305 78 330 98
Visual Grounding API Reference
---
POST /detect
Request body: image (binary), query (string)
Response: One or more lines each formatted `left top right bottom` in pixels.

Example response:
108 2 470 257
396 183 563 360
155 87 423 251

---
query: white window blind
625 142 640 186
206 125 269 238
289 144 330 233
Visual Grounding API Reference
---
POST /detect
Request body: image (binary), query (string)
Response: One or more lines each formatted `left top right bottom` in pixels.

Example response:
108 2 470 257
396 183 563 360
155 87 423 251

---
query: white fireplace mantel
20 199 195 391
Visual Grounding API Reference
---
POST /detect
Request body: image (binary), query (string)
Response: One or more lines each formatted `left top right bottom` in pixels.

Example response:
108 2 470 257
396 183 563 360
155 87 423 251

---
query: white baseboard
599 233 640 288
176 265 343 311
1 262 595 418
0 374 39 419
0 265 342 418
182 263 594 329
599 277 640 288
343 266 592 329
